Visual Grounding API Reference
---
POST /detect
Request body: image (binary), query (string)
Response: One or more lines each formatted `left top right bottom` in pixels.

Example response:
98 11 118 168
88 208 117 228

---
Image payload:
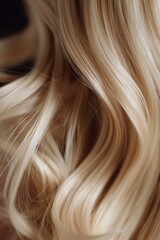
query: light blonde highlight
0 1 160 240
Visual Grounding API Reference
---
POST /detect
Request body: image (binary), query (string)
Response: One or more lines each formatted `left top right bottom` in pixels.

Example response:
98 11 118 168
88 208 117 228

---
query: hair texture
0 0 160 239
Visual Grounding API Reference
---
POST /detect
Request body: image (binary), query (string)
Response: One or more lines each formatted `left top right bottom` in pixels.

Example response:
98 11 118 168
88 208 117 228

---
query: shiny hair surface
0 0 160 240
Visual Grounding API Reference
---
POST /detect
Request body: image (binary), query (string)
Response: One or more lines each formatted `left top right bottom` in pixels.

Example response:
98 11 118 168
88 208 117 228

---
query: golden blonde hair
0 0 160 239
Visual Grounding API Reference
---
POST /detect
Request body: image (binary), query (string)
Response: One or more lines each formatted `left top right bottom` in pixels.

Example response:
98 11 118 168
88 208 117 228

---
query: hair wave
0 0 160 239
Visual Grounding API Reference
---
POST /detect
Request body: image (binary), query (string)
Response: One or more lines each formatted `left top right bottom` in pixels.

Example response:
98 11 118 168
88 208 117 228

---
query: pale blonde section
0 0 159 240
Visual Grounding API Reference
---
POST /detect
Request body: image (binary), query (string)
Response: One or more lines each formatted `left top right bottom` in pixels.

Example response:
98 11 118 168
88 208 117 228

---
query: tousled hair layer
0 0 160 240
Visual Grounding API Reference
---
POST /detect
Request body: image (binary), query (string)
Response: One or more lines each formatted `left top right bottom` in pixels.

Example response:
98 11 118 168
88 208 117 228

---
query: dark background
0 0 34 82
0 0 28 38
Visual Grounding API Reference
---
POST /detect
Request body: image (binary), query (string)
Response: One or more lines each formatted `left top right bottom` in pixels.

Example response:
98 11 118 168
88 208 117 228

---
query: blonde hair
0 0 160 239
